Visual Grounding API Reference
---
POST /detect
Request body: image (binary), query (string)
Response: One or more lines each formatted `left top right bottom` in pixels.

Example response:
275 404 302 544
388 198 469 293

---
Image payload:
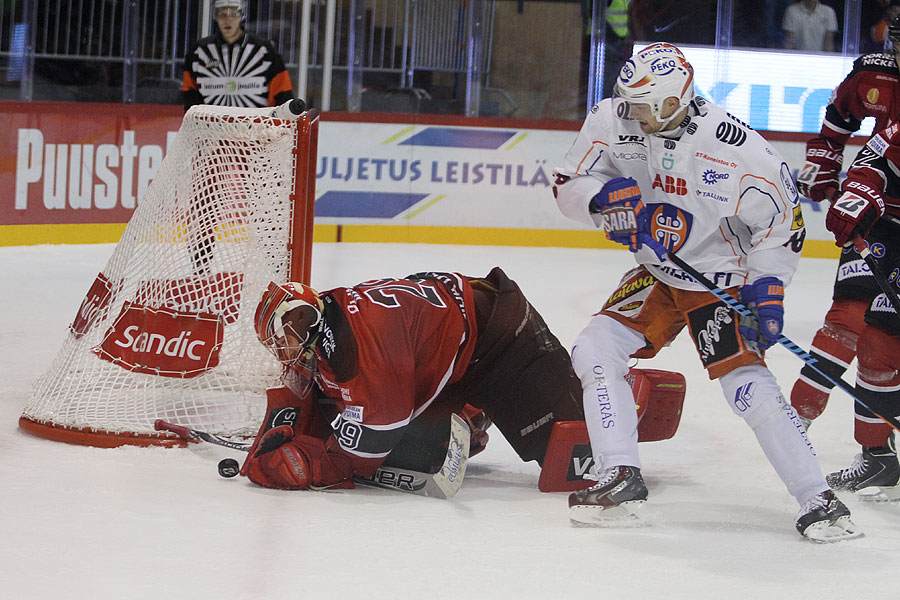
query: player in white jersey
552 43 860 542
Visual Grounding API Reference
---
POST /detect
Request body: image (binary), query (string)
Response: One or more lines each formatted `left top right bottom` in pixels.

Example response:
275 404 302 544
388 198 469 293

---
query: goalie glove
796 137 843 202
738 277 785 351
589 177 667 260
241 425 356 491
826 179 885 247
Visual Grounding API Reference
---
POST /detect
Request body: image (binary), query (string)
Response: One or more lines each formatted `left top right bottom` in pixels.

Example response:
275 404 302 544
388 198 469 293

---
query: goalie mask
613 43 694 130
255 281 324 397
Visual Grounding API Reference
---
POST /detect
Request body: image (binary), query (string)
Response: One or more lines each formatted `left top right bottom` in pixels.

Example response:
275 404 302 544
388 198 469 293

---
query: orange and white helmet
255 281 324 395
613 43 694 128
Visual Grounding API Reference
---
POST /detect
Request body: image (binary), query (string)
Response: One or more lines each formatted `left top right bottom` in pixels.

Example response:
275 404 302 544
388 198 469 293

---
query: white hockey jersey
554 97 805 291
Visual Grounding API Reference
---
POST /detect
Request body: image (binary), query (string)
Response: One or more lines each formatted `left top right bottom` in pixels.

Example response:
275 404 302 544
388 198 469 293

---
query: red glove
826 179 885 246
242 426 356 490
242 425 312 490
796 138 843 202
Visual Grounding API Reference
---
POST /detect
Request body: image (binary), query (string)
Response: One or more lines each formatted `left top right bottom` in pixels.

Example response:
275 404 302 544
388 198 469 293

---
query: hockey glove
242 426 356 491
796 138 843 202
826 180 885 247
588 177 667 260
738 277 785 351
242 425 313 490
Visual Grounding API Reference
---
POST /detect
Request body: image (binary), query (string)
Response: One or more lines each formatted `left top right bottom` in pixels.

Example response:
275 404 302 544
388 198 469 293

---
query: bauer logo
93 302 223 378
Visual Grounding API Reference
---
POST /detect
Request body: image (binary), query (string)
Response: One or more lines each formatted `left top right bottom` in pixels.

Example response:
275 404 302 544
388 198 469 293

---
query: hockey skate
568 466 648 527
795 490 863 543
825 435 900 502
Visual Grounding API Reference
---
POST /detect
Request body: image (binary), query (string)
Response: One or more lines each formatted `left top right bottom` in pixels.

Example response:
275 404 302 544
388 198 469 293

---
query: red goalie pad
537 367 686 492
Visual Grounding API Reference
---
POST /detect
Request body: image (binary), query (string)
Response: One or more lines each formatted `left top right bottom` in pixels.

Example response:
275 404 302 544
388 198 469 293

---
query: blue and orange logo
646 203 692 252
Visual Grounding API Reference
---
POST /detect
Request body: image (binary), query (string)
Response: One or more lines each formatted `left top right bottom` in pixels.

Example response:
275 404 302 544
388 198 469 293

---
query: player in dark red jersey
182 0 294 110
238 268 588 490
816 123 900 500
792 15 900 445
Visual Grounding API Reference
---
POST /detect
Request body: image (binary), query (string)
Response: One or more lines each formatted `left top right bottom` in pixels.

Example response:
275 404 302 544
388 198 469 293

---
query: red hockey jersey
311 272 479 476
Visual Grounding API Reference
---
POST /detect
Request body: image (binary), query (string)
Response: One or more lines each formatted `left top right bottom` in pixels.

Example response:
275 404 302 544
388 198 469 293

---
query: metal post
346 0 365 112
201 0 212 39
586 0 606 110
842 0 861 56
122 0 139 104
714 0 733 107
464 0 485 117
298 0 312 102
17 0 38 101
322 0 337 110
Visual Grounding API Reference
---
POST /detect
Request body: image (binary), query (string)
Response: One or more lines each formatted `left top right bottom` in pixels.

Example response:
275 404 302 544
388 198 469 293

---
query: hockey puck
218 458 240 478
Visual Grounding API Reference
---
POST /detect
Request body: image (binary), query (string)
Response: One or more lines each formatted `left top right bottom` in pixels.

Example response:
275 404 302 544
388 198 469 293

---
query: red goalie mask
255 281 324 397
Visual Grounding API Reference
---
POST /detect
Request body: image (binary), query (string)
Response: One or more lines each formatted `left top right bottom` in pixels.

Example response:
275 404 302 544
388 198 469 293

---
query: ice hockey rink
2 241 898 600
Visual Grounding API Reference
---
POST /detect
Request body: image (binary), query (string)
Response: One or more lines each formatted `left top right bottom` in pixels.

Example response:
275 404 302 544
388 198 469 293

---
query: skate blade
801 515 864 543
569 500 648 528
855 484 900 502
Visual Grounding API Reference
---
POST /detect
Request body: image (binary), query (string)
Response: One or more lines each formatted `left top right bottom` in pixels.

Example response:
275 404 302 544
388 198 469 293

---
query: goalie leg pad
537 368 686 492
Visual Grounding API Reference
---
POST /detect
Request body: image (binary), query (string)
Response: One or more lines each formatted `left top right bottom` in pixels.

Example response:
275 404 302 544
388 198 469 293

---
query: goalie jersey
554 97 805 291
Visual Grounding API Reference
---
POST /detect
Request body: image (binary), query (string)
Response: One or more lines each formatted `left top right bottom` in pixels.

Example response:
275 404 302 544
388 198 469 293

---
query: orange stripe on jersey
181 71 198 92
575 141 609 174
268 71 294 106
718 226 744 270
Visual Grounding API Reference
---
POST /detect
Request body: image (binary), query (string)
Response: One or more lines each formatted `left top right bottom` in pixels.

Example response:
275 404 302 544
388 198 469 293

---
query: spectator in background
783 0 839 52
871 1 900 50
182 0 294 111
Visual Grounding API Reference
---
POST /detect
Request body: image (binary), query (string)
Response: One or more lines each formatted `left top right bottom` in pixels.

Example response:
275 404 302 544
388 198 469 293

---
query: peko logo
650 57 677 75
94 302 223 378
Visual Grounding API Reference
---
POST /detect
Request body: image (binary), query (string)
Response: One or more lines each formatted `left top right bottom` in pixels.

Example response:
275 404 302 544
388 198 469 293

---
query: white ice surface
2 243 898 600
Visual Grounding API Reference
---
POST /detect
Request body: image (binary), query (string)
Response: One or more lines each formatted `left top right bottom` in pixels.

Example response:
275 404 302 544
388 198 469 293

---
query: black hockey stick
663 252 900 432
852 233 900 314
155 415 470 499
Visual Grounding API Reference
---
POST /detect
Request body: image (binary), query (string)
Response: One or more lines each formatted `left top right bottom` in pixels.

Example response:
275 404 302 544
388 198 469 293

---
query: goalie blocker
538 368 686 492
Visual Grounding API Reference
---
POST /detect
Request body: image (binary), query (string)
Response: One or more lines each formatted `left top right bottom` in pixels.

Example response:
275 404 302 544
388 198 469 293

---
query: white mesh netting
21 105 316 445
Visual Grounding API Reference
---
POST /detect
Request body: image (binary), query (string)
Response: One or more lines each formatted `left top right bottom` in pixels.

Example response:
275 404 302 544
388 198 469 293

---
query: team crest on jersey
645 203 693 252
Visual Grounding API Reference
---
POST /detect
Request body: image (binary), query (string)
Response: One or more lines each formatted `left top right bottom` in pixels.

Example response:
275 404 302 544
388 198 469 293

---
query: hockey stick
852 233 900 314
154 414 470 499
663 252 900 432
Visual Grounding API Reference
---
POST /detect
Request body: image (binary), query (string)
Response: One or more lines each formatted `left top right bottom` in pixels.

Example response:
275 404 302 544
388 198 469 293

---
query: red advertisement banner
1 102 183 226
93 302 223 378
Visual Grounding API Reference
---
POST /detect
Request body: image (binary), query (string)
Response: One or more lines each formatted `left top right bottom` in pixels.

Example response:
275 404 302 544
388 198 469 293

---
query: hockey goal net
19 104 319 448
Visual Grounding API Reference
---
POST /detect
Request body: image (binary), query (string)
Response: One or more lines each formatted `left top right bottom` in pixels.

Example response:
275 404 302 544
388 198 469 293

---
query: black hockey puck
218 458 240 478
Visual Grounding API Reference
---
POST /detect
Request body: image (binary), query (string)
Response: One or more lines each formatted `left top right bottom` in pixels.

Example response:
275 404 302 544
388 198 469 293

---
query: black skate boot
825 434 900 501
795 490 862 542
568 466 648 526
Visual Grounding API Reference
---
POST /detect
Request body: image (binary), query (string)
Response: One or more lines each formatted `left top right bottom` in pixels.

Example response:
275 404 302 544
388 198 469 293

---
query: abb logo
94 302 223 378
70 272 114 339
652 174 687 195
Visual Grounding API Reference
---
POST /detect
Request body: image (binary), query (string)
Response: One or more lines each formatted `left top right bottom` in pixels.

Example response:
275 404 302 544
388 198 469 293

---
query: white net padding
20 105 319 447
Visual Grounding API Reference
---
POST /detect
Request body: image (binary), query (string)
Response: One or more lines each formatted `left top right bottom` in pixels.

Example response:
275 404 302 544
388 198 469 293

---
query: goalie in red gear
240 268 592 491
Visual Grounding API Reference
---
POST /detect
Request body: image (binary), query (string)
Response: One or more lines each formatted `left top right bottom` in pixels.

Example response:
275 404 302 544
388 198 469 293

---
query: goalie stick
663 252 900 432
154 414 470 499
